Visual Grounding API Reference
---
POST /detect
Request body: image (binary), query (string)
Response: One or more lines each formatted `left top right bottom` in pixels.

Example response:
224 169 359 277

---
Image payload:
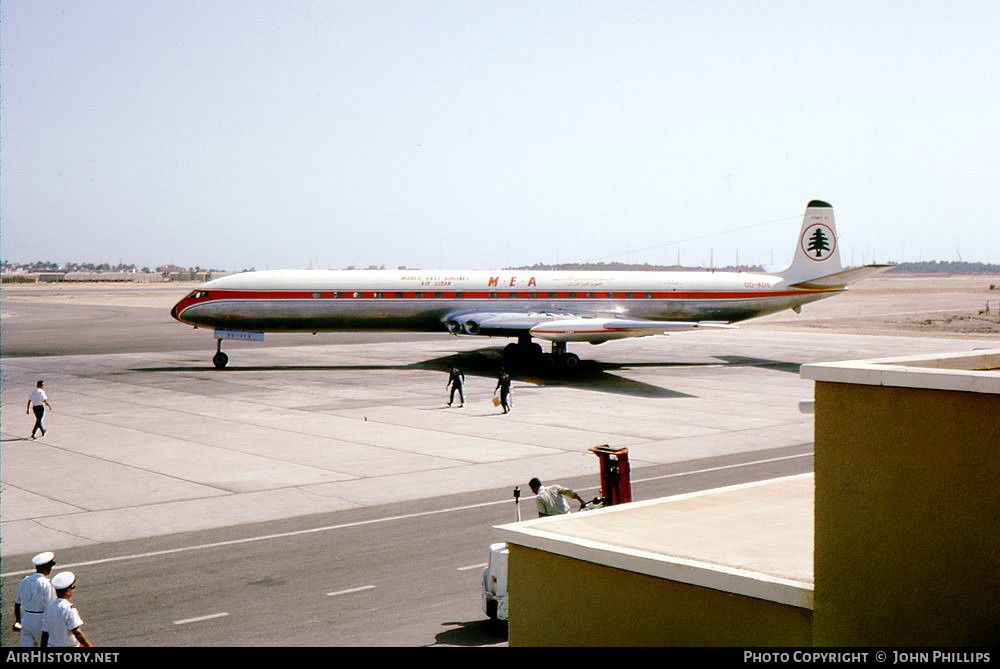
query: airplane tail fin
776 200 844 284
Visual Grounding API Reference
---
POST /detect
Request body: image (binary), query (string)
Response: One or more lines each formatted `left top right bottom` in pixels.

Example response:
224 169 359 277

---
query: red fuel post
589 445 632 506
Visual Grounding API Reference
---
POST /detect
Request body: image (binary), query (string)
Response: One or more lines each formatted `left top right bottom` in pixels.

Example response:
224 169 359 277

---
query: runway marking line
326 585 376 597
173 612 229 625
1 452 811 578
457 563 488 571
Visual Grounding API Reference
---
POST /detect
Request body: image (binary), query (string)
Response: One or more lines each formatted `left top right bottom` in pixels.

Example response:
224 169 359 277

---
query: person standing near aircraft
41 572 91 648
529 478 587 517
494 368 512 414
446 367 465 407
12 552 57 647
26 380 52 440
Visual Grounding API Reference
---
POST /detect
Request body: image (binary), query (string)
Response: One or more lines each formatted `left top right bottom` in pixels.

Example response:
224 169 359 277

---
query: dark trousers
449 385 464 405
31 405 45 437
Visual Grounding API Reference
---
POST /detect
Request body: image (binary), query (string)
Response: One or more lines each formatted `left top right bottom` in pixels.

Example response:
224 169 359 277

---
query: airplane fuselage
171 268 841 333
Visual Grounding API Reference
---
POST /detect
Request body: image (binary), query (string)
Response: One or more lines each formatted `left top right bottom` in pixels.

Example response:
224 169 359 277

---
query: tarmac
1 322 985 559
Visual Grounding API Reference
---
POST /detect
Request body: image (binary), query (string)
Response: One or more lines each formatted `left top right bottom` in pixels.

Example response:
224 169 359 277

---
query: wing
443 311 735 343
529 317 736 343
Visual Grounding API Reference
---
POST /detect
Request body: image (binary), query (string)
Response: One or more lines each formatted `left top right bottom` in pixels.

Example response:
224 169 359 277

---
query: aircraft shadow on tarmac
432 619 508 647
131 348 801 400
713 355 802 374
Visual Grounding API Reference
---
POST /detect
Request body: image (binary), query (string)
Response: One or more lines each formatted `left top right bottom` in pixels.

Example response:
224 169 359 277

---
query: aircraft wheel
540 353 557 372
502 344 526 371
525 342 543 358
212 351 229 369
559 353 580 370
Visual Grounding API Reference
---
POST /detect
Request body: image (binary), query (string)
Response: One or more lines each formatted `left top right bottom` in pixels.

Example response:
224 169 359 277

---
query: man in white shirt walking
26 380 52 440
12 552 57 647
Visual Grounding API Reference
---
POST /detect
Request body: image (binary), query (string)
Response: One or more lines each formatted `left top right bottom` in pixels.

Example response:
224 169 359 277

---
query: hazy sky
2 1 998 271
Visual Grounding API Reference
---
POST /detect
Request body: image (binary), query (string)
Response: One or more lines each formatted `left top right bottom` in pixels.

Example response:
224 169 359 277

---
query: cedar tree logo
800 223 836 261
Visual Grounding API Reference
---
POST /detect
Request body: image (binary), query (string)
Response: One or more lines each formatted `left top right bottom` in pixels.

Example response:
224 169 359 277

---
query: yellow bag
491 396 501 407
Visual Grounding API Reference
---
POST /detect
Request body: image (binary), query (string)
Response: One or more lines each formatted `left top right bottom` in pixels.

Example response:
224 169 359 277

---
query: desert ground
744 273 1000 338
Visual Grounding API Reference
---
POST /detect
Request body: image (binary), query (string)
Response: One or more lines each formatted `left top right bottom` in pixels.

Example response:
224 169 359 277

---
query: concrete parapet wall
507 545 813 647
810 371 1000 645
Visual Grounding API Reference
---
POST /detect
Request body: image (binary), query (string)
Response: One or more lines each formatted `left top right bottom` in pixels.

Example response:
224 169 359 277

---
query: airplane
171 200 892 370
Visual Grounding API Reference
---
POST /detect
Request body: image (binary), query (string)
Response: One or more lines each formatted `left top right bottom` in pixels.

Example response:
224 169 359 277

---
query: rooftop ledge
494 474 814 610
801 348 1000 395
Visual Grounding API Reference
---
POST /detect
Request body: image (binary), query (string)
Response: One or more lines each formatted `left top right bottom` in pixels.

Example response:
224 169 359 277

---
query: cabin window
645 292 652 299
568 292 576 298
312 292 321 299
435 292 442 298
415 292 424 298
548 292 557 298
352 292 360 298
395 292 404 298
455 292 464 299
373 292 382 298
626 293 633 298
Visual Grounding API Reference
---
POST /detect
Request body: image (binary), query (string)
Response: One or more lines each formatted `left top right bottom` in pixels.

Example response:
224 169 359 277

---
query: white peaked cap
31 551 55 566
51 572 76 590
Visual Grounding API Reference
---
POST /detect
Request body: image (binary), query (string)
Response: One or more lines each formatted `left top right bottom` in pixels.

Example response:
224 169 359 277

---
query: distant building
157 264 186 274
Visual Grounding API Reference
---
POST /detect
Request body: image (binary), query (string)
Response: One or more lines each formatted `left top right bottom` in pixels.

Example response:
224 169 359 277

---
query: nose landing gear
213 339 229 369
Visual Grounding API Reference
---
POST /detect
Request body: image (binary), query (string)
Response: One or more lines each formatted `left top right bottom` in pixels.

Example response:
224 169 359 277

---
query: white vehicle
171 200 891 368
482 542 509 622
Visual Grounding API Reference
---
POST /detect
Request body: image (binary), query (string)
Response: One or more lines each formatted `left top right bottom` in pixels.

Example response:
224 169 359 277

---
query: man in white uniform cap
40 572 91 648
12 552 57 647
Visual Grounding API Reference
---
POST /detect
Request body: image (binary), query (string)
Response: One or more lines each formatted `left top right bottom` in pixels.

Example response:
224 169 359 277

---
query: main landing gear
502 336 580 372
